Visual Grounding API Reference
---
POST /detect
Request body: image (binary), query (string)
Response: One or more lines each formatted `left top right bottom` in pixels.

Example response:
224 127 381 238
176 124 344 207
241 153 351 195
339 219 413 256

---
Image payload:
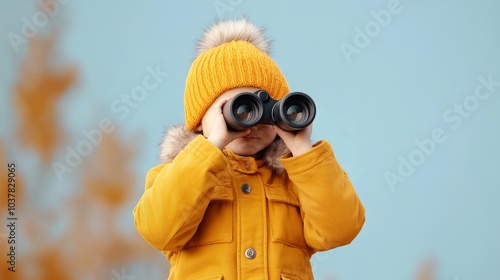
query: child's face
198 87 277 157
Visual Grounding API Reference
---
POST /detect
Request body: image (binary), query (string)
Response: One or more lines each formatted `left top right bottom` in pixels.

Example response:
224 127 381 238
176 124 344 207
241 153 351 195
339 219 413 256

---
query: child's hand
206 98 252 149
273 124 313 157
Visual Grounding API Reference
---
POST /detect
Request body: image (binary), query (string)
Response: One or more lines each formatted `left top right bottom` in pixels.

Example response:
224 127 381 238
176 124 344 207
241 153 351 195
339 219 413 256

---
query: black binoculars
222 90 316 131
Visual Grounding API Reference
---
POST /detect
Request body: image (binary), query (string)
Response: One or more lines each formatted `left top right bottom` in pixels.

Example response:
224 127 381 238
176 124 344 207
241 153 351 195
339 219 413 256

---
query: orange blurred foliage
13 29 78 164
80 130 137 207
15 129 160 279
415 258 437 280
5 1 168 279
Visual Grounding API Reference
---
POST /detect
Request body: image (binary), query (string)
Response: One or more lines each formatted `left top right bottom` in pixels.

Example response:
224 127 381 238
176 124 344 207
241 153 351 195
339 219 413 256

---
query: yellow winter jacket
133 126 365 280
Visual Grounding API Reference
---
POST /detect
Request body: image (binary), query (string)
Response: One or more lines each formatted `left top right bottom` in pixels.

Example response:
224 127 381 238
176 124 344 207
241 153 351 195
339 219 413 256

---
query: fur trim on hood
159 124 289 175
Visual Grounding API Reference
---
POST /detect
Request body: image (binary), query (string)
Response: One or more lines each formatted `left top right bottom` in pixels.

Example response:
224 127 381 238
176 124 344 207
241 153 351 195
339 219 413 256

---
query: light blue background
1 0 499 279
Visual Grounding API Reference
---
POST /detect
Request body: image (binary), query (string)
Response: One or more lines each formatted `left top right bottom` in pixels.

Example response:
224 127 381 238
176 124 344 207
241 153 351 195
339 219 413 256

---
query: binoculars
222 90 316 131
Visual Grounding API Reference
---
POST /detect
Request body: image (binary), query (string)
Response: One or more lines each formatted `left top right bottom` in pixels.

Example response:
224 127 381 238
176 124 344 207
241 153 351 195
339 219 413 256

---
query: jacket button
244 248 256 259
244 161 251 170
241 183 251 194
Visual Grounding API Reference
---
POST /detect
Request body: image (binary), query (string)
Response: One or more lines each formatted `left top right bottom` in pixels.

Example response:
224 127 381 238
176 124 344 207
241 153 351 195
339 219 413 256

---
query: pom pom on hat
196 17 270 56
184 18 289 131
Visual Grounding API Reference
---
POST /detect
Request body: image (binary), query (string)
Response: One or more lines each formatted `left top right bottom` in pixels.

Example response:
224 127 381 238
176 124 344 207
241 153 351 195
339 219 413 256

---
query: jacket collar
158 124 289 175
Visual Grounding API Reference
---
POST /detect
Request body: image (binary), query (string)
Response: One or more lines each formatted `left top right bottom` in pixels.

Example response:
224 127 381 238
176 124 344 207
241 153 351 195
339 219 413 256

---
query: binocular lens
223 93 263 130
285 103 307 124
275 93 316 131
235 104 254 122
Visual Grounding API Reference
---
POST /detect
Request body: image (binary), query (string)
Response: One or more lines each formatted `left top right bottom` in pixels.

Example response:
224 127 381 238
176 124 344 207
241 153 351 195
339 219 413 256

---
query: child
133 18 365 280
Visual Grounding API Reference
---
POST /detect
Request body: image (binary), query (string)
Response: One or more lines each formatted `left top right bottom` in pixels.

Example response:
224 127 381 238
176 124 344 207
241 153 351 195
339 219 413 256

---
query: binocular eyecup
222 90 316 131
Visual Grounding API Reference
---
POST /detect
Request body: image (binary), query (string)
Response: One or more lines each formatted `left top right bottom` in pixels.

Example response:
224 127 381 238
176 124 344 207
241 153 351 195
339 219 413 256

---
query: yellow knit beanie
184 19 289 130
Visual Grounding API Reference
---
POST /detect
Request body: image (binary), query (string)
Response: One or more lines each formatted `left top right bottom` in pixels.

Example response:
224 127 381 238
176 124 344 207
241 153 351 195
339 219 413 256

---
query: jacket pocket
265 184 308 250
184 185 233 249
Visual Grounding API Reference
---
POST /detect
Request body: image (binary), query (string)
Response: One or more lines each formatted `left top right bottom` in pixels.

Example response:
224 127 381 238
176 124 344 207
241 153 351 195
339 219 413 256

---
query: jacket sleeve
281 140 365 251
133 135 231 252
